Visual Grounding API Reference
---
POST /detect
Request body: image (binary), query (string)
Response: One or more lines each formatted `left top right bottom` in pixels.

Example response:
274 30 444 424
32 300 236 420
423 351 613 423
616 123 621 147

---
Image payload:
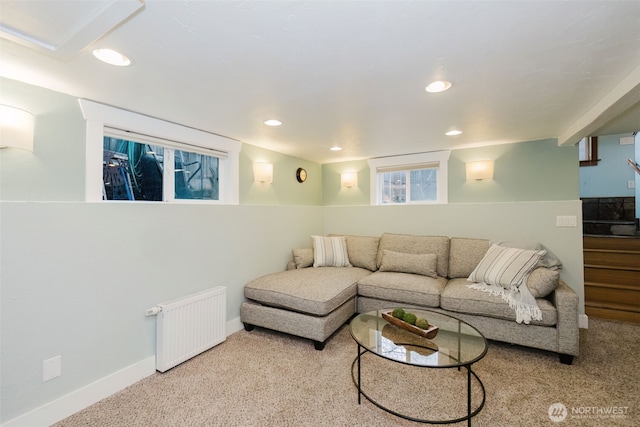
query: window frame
79 99 241 204
368 151 450 205
579 136 599 167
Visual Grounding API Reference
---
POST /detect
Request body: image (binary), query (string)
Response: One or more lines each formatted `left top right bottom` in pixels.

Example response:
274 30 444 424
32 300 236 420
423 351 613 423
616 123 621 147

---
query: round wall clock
296 167 307 183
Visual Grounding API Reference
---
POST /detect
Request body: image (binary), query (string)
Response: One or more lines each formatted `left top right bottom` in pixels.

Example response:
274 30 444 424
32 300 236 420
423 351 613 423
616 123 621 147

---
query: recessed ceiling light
425 80 452 93
92 48 131 66
446 130 463 136
264 119 282 126
330 146 343 151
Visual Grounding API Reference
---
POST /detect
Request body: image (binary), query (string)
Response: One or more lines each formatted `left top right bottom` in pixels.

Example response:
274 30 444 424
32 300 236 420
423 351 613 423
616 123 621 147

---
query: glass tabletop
350 309 488 368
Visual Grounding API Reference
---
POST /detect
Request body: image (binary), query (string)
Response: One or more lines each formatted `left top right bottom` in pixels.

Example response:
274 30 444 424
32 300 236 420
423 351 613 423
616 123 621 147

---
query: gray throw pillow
292 248 314 269
526 267 560 298
379 250 438 278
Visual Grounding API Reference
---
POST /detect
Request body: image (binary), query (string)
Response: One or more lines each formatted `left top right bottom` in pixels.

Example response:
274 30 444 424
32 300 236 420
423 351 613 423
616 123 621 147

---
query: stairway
583 236 640 323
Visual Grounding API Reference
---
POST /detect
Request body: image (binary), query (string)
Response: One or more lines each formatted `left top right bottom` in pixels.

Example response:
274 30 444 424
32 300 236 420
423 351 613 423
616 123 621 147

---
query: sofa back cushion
448 237 491 278
376 233 450 277
329 234 380 271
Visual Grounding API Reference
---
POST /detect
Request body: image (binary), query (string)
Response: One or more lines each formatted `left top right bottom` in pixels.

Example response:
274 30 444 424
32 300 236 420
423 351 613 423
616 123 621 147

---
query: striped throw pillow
468 243 545 288
311 235 352 267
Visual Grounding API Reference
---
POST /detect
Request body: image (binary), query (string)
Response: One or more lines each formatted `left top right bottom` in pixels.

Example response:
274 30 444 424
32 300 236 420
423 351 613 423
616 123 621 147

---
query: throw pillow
379 250 437 277
526 267 560 298
292 248 314 269
468 243 546 288
328 234 380 271
311 235 352 267
494 240 563 270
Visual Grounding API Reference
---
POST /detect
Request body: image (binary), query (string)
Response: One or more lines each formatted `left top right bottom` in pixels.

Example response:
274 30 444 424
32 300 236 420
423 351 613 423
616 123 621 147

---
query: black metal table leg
357 344 362 404
467 366 472 426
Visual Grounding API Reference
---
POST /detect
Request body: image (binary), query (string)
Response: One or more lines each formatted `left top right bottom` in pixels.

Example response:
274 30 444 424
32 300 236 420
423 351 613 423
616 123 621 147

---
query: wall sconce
253 162 273 183
466 160 494 180
0 105 34 151
341 172 358 188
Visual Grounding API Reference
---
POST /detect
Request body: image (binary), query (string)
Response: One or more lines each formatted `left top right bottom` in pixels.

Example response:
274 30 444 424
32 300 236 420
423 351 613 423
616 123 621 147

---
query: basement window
80 99 241 203
368 151 450 205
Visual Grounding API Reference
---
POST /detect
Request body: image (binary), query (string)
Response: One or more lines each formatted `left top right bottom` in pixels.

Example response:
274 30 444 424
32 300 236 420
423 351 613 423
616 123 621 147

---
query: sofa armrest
552 279 579 357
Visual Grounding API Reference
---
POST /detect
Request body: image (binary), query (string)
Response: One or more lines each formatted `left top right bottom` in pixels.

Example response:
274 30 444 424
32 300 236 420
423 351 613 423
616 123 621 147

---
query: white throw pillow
311 235 352 267
468 243 546 288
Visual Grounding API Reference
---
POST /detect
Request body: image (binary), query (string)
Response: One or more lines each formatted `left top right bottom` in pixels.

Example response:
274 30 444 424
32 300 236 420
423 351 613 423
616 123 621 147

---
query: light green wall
322 160 369 205
322 139 579 205
0 78 86 201
449 139 578 202
240 143 322 205
0 77 585 425
579 133 636 198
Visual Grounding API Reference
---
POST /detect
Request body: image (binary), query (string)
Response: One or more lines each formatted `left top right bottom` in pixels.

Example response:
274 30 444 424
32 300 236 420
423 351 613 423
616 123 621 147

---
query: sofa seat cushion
244 267 371 316
440 278 557 326
357 271 447 308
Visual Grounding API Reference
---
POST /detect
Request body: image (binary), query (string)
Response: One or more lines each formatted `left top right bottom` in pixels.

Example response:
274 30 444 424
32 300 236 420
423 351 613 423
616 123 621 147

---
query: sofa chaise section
241 266 371 349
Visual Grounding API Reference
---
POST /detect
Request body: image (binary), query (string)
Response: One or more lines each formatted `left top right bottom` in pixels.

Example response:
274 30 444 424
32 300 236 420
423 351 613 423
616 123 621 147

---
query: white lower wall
0 202 322 425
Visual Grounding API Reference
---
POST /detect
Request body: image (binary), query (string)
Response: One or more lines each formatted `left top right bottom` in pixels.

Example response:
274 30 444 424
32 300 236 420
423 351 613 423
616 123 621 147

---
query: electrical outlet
629 180 636 189
556 215 577 227
42 355 61 382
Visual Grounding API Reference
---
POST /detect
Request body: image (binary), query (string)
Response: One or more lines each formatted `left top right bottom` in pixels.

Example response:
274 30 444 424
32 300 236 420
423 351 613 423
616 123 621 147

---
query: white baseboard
2 357 156 427
579 314 589 329
226 316 244 336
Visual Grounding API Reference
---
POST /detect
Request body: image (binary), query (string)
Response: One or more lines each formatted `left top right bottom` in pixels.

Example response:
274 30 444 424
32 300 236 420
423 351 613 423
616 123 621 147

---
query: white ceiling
1 0 639 163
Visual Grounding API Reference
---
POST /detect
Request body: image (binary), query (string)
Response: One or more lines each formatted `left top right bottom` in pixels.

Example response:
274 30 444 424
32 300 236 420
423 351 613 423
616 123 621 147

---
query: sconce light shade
253 162 273 183
466 160 494 180
341 172 358 188
0 105 34 151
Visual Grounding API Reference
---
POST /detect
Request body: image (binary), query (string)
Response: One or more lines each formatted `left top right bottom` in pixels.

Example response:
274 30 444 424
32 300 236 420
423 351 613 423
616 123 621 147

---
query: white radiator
151 286 226 372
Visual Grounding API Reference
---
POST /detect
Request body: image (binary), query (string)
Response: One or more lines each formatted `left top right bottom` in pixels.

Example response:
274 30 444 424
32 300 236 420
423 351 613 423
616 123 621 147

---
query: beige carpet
55 317 639 426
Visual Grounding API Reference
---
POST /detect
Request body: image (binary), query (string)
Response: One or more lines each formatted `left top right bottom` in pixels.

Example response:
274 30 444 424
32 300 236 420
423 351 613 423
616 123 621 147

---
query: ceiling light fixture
425 80 452 93
446 130 463 136
92 48 131 66
264 119 282 126
330 146 342 151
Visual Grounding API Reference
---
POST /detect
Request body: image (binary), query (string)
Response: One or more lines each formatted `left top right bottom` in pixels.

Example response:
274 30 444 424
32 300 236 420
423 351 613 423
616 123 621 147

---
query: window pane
103 137 164 201
174 150 219 200
409 168 437 202
381 171 406 204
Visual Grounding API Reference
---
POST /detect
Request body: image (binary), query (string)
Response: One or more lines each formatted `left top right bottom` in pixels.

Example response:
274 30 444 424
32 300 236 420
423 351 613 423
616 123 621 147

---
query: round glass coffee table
350 309 488 425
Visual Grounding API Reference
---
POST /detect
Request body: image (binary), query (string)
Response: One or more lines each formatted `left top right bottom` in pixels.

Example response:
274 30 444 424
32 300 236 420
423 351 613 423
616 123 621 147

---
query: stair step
584 236 640 251
584 285 640 306
585 306 640 323
584 267 640 286
585 281 640 291
584 264 640 272
583 251 640 268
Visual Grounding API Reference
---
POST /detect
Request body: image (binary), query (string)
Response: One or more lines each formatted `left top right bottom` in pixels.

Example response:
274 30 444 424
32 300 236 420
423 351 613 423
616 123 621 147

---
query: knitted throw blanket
467 275 542 324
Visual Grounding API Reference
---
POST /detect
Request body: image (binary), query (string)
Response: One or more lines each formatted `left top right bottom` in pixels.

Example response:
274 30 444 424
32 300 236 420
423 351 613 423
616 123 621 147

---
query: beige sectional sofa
240 233 579 364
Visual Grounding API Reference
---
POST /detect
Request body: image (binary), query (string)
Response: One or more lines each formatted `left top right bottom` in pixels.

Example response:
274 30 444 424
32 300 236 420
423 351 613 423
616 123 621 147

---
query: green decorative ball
392 307 405 319
415 318 430 329
402 312 417 325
